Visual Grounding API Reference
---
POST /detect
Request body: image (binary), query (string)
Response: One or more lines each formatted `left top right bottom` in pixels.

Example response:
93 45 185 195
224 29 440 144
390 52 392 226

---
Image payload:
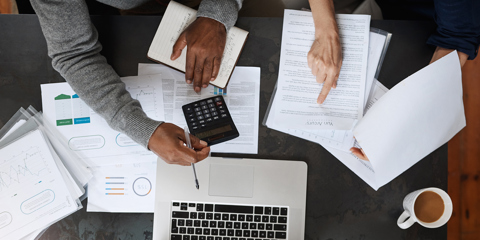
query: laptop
153 156 308 240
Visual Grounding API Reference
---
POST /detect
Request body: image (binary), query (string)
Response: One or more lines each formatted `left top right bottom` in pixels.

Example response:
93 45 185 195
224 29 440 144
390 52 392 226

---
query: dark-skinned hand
148 123 210 166
171 17 227 93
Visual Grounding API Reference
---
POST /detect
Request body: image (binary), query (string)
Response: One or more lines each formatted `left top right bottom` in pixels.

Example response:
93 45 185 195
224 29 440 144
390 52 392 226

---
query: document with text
138 64 260 154
274 10 370 130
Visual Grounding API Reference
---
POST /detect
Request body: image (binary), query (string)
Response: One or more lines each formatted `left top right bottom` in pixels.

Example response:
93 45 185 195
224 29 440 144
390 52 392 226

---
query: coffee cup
397 187 453 229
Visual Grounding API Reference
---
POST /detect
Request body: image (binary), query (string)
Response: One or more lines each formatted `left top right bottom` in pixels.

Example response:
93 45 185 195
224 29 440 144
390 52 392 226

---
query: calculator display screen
196 125 233 139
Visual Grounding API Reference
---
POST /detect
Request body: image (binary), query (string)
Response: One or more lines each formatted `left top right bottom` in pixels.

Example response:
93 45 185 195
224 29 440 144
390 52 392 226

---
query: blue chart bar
74 117 90 124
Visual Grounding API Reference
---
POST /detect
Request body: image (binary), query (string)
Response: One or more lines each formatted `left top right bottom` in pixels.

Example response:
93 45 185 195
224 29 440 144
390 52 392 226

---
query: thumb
189 134 209 150
171 32 187 60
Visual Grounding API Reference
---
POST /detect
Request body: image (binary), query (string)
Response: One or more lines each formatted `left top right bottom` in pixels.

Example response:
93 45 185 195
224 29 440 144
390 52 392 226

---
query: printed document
354 51 465 187
138 64 260 154
0 130 78 239
274 11 370 130
266 30 387 152
41 75 165 166
87 160 157 213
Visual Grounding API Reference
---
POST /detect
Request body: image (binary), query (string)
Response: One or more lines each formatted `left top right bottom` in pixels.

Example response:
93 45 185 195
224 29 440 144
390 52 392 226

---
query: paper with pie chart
86 160 157 213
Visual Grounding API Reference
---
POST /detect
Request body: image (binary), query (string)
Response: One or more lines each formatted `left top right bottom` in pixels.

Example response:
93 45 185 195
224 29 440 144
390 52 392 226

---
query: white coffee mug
397 187 453 229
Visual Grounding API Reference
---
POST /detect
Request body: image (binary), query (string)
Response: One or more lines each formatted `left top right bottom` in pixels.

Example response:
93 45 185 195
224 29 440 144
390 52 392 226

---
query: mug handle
397 211 416 229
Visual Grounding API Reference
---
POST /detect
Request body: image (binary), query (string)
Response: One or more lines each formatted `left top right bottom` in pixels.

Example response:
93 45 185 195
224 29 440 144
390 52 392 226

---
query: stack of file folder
0 106 92 240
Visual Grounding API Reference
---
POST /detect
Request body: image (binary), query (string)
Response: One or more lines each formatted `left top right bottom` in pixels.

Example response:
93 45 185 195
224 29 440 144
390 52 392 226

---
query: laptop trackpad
209 164 254 198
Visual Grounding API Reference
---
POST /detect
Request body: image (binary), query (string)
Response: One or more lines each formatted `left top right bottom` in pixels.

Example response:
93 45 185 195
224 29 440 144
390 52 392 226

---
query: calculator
182 96 239 146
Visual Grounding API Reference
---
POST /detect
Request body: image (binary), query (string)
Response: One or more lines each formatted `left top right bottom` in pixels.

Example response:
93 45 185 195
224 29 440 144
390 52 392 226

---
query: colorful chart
54 94 72 126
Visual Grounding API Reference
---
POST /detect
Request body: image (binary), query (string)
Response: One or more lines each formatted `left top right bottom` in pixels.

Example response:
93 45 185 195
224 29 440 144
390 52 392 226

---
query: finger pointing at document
308 0 343 104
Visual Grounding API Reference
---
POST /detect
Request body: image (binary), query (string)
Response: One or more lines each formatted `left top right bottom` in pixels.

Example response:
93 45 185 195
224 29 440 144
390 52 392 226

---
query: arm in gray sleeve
30 0 162 148
197 0 243 31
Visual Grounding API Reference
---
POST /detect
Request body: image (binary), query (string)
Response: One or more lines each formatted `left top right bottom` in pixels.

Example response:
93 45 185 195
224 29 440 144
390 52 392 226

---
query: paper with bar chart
0 130 77 239
86 160 157 212
41 75 164 166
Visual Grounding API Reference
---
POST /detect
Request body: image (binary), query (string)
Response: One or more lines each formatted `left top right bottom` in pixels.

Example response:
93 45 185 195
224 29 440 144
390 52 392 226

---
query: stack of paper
266 10 465 190
39 65 261 213
0 106 92 240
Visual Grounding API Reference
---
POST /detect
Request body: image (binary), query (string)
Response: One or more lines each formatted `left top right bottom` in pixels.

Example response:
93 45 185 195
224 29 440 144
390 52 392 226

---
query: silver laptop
153 156 308 240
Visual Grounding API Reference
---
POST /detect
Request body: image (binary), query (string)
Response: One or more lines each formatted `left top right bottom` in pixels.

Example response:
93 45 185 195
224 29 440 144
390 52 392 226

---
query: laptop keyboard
170 201 289 240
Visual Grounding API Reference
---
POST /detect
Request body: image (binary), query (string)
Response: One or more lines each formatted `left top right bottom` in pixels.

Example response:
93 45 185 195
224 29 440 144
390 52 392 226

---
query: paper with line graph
41 75 164 166
0 130 77 239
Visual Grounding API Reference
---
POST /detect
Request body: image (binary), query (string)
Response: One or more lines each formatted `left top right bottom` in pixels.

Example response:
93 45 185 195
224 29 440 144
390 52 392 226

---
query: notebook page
147 1 248 89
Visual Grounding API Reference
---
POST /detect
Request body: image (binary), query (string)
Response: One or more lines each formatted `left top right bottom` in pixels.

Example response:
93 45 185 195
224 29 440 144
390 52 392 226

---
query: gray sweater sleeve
30 0 242 149
197 0 243 31
30 0 162 148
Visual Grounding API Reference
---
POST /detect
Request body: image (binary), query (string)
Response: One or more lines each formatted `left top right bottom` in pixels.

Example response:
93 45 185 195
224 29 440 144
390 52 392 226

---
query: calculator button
196 111 202 116
212 112 218 116
216 101 223 106
205 113 211 118
200 101 207 105
197 115 204 120
208 103 215 108
194 107 201 112
189 118 196 122
202 105 208 110
187 113 195 118
220 110 226 114
193 103 200 107
218 105 225 110
221 114 228 118
206 118 212 122
210 108 216 112
185 107 193 113
200 124 207 128
192 126 198 130
207 99 213 103
203 109 209 114
215 97 222 102
213 116 219 121
191 122 198 126
199 120 205 124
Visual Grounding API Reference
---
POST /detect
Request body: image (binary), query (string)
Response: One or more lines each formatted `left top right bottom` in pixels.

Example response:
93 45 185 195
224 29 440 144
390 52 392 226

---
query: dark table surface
0 14 446 240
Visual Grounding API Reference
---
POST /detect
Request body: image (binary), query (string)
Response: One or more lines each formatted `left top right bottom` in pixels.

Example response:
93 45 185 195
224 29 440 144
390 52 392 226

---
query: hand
350 147 369 161
171 17 227 93
148 123 210 166
307 32 343 104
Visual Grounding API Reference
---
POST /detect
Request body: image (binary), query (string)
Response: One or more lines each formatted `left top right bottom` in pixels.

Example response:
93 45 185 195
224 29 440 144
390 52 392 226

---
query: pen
184 127 200 190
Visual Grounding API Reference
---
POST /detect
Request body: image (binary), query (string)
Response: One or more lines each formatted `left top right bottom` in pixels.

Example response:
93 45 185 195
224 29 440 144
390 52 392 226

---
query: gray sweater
31 0 242 148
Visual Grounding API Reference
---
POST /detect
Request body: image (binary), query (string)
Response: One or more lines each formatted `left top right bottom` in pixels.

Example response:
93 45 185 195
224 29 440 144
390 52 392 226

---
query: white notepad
147 1 249 89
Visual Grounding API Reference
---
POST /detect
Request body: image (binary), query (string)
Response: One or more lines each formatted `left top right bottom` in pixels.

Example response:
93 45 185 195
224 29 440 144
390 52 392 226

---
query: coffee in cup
397 187 452 229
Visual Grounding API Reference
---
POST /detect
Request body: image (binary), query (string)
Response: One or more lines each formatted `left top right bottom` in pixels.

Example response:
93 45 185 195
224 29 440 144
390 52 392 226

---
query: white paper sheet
266 31 387 152
41 75 165 166
138 64 260 154
354 51 465 186
0 130 78 239
86 160 157 213
267 80 388 190
274 11 370 130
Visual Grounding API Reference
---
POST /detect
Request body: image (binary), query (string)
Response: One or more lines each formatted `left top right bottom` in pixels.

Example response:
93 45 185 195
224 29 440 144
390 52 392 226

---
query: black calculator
182 96 239 146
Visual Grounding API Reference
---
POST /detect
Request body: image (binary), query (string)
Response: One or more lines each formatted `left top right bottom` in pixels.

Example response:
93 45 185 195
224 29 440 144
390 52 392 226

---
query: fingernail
186 80 192 84
202 84 207 88
195 87 200 92
210 78 215 82
200 140 208 146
